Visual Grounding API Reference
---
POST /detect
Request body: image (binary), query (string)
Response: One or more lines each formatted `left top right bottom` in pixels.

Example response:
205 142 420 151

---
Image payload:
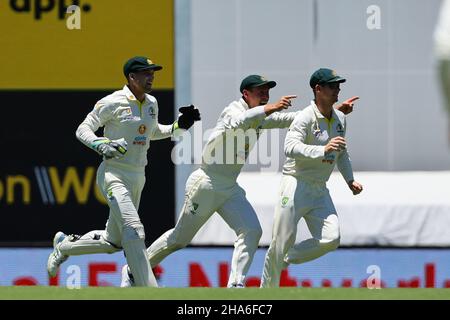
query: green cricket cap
309 68 346 88
123 56 162 77
240 75 277 93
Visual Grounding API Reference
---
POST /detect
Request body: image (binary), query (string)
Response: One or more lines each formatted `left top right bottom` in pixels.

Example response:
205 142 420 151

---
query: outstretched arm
261 95 298 129
151 104 201 140
150 124 174 140
335 96 359 115
223 95 297 130
261 111 298 129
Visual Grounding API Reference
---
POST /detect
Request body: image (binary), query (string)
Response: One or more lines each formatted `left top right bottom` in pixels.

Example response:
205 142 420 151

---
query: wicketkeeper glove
91 137 128 160
174 105 201 130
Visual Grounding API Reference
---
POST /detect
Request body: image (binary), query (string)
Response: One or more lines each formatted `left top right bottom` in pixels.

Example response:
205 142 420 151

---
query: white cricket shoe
228 283 245 288
47 231 68 277
120 265 135 287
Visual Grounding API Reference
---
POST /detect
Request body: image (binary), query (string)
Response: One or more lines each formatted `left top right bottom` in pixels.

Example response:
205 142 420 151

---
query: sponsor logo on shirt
133 136 147 146
122 116 140 121
119 107 138 121
122 107 132 115
336 124 344 134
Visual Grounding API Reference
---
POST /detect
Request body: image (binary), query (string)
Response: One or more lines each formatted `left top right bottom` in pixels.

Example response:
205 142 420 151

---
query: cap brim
327 76 346 84
138 65 163 71
254 80 277 89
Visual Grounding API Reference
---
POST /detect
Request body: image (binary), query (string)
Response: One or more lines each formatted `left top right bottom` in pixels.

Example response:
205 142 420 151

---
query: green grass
0 287 449 300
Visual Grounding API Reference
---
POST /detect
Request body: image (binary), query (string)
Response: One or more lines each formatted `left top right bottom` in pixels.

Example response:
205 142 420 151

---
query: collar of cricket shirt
123 85 148 105
239 98 250 110
311 100 338 121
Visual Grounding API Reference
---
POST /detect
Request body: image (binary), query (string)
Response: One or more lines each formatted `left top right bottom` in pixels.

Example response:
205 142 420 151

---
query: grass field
0 287 449 300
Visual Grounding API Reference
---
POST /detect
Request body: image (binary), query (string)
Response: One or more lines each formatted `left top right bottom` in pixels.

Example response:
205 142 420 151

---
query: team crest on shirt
188 202 199 215
336 124 344 134
107 189 115 201
281 196 289 207
148 106 156 118
138 124 146 134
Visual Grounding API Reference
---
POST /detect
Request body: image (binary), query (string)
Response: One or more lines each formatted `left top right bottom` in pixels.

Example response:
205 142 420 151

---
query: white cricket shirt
283 100 354 183
76 85 173 169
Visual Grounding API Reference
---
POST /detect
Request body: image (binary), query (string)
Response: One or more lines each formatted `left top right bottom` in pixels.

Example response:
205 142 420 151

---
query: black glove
177 105 201 130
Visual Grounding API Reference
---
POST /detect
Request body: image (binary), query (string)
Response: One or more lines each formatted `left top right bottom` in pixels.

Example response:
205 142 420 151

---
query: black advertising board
0 90 175 246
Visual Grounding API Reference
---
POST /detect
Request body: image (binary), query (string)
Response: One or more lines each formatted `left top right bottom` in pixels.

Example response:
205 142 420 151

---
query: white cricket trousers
59 162 157 286
147 168 262 287
260 175 340 288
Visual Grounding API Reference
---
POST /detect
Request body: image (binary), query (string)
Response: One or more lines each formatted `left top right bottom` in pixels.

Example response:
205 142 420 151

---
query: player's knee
254 225 263 242
122 224 146 244
102 239 122 254
243 225 263 245
101 244 121 254
330 236 340 250
321 236 340 252
90 231 120 253
162 227 191 251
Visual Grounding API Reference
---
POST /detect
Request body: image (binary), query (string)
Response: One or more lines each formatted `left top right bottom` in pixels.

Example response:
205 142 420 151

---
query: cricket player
46 56 200 286
260 68 363 287
121 74 358 288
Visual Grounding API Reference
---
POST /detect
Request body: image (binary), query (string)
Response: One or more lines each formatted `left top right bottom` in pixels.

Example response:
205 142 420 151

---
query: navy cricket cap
123 56 162 77
309 68 346 88
240 75 277 93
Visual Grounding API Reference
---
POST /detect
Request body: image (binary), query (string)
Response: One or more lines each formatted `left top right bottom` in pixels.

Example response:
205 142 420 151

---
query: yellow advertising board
0 0 173 89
